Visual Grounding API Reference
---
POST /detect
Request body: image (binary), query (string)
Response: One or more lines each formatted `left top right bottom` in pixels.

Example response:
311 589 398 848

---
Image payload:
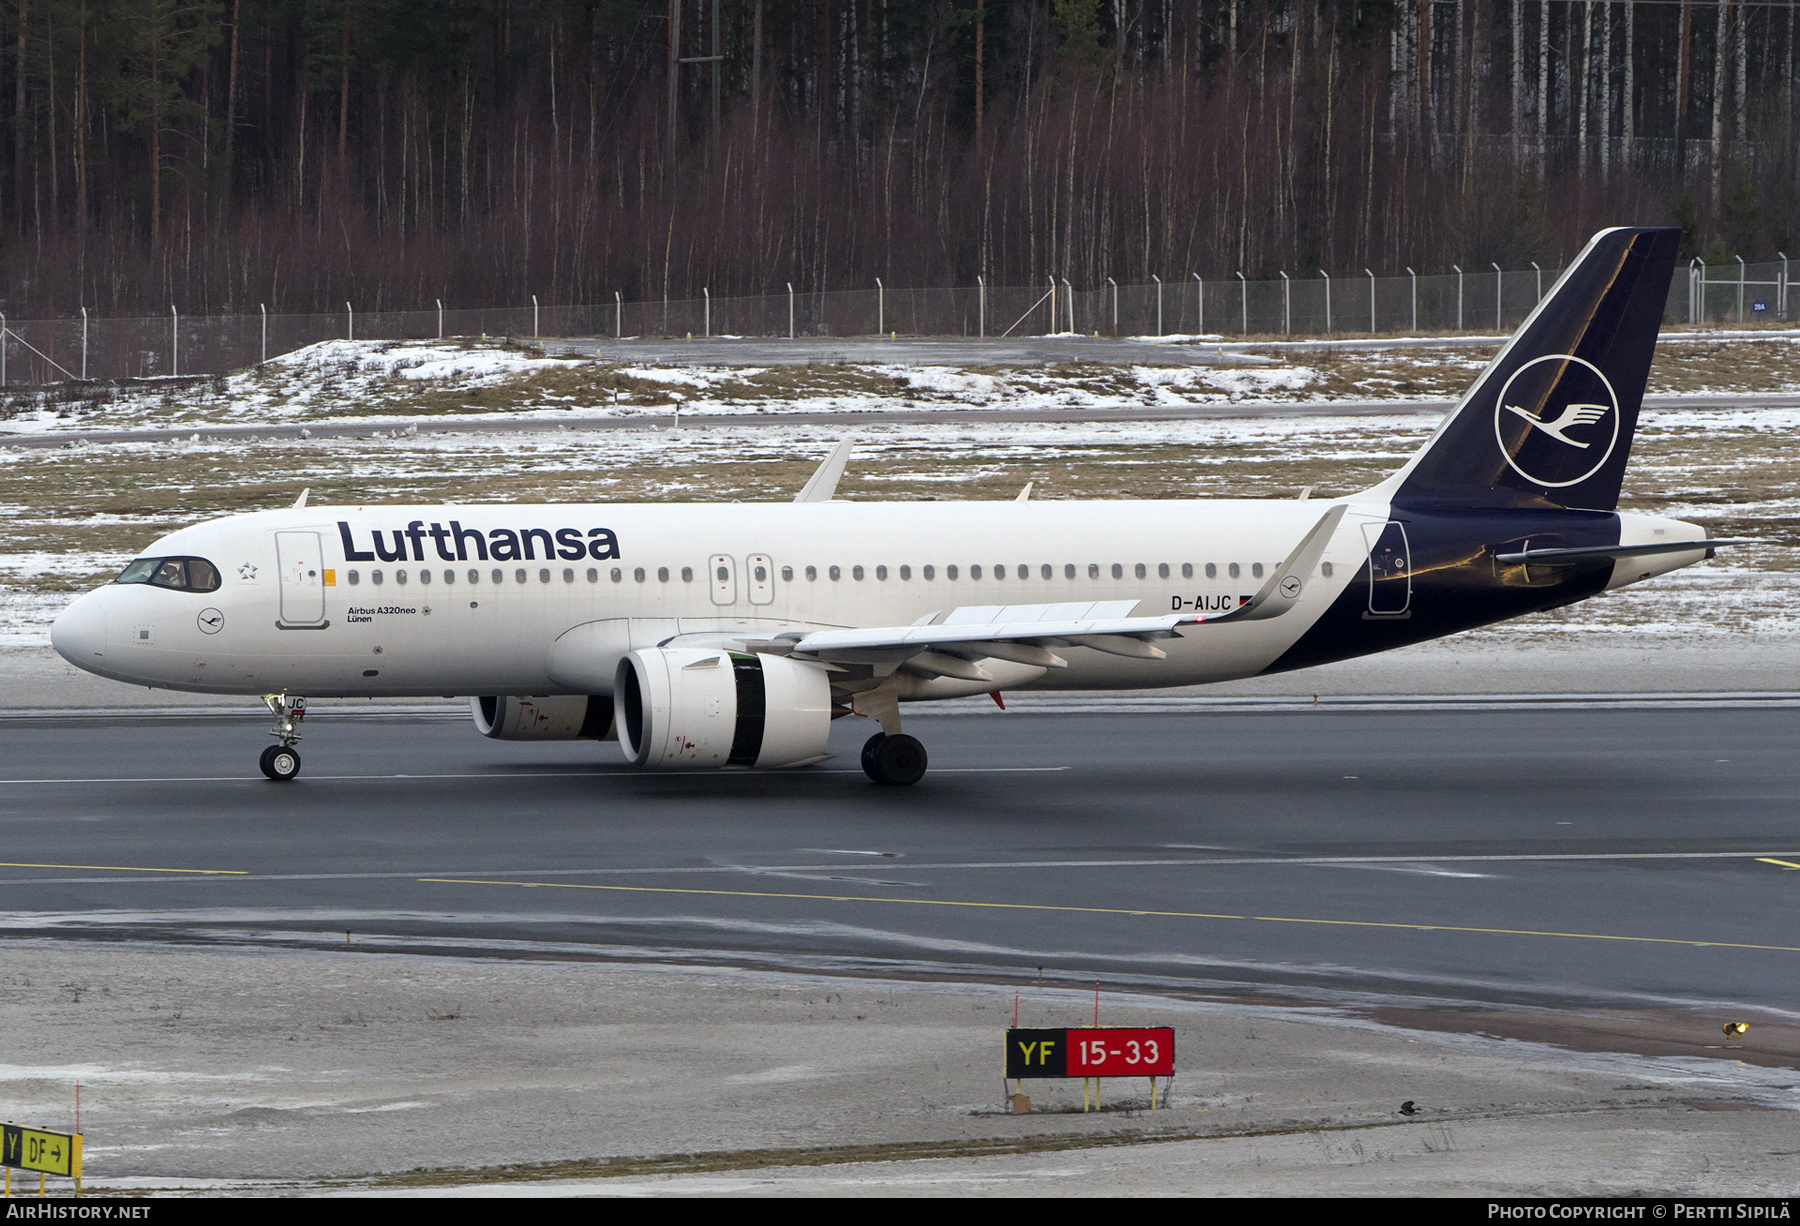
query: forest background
0 0 1794 318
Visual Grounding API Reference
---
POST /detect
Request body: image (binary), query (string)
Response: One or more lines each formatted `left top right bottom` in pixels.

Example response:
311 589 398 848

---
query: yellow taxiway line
419 876 1800 954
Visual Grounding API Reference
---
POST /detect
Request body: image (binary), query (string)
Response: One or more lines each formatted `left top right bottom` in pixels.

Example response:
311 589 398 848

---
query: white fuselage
49 496 1704 700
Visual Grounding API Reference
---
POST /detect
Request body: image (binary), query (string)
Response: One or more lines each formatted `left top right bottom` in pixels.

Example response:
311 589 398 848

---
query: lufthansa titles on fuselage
337 520 621 565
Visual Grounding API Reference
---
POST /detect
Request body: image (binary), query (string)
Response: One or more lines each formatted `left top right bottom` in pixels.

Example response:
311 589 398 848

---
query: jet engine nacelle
470 694 616 740
614 648 832 769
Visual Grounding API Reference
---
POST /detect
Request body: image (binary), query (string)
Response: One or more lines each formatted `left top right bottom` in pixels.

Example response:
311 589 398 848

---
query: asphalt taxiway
3 701 1797 1014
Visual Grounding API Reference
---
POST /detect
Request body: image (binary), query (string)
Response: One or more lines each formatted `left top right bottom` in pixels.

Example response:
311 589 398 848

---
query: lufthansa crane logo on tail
1492 354 1620 488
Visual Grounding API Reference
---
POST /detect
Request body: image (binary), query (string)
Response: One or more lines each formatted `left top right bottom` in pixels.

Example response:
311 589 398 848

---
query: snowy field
0 334 1794 654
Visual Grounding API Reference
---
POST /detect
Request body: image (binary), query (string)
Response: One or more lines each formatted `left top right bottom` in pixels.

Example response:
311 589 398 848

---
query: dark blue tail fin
1375 227 1681 513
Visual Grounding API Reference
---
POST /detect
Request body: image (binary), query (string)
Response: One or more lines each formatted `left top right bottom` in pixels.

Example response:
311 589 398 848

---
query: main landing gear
260 694 306 781
861 732 928 787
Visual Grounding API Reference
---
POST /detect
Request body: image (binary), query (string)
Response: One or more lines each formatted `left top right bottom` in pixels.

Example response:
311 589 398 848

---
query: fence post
80 307 88 380
1061 277 1073 332
1693 259 1705 324
261 303 268 362
615 290 622 338
1106 276 1117 333
1736 254 1746 322
703 288 711 338
1407 267 1417 331
787 283 795 339
2 312 7 385
1782 254 1790 320
1192 273 1203 335
1492 263 1503 330
1237 272 1247 335
436 299 443 340
875 278 883 334
532 294 540 339
346 301 353 342
1531 261 1543 303
1320 270 1331 334
1365 269 1375 333
171 304 179 377
977 275 985 338
1151 275 1162 336
1453 266 1464 331
1279 271 1290 335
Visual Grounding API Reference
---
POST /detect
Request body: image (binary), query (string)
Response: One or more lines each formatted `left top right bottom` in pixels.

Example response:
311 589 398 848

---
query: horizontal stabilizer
1493 539 1750 565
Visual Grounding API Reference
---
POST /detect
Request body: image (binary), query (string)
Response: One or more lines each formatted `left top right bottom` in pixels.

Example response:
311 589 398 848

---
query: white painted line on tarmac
0 766 1067 785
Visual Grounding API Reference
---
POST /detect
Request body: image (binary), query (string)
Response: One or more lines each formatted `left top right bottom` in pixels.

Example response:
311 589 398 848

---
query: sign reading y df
1 1124 81 1178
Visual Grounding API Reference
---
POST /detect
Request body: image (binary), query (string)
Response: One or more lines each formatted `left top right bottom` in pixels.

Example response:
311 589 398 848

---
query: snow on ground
0 334 1794 652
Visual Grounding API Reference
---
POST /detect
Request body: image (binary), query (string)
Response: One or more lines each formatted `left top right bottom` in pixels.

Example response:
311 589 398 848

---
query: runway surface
2 702 1797 1014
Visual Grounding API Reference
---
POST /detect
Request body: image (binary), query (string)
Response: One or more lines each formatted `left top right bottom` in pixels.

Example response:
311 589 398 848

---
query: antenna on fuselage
1015 482 1033 502
292 488 310 509
794 438 854 503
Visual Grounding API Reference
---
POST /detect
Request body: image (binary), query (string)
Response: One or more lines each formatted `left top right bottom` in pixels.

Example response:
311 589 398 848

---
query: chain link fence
0 259 1786 387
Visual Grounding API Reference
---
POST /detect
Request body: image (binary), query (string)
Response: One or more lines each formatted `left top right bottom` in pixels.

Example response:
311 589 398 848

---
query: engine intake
615 648 831 769
470 694 616 740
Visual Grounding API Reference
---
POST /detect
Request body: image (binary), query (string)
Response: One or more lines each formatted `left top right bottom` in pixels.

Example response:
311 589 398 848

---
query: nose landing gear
861 732 928 786
260 694 306 781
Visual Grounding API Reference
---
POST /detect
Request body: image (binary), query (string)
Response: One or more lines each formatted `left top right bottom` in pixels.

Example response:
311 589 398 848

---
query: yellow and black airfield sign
1 1124 81 1179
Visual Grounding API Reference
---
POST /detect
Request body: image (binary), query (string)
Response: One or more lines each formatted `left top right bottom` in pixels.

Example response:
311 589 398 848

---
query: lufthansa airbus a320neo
50 227 1737 785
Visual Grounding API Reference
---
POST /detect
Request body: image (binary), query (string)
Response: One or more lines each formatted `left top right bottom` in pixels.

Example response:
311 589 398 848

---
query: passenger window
1252 563 1264 578
610 568 622 582
755 564 768 581
923 565 935 579
852 565 864 580
418 568 431 584
540 568 552 583
970 565 982 579
1321 561 1334 578
587 568 598 583
563 568 575 583
682 567 694 581
1228 563 1240 578
493 569 505 584
348 570 360 586
899 565 911 580
1088 564 1099 579
781 566 794 581
1134 563 1147 579
396 569 409 585
1065 564 1076 579
1205 563 1217 578
633 568 646 582
946 565 958 579
1158 563 1170 579
1111 564 1123 579
875 565 887 580
372 570 384 585
805 565 817 580
443 570 455 584
829 565 841 580
1182 563 1193 578
470 569 482 584
658 567 670 582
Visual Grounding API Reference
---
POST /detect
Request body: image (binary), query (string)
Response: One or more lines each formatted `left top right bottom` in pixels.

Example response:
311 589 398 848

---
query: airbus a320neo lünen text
52 227 1738 785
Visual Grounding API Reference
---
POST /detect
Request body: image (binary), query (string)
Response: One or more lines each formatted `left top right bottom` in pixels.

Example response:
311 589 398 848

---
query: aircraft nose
50 593 108 666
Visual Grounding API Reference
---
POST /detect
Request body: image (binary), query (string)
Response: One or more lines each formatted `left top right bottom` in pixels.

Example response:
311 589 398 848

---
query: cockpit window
114 557 221 593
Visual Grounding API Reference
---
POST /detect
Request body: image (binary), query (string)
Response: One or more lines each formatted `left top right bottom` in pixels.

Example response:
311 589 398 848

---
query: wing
772 504 1348 677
